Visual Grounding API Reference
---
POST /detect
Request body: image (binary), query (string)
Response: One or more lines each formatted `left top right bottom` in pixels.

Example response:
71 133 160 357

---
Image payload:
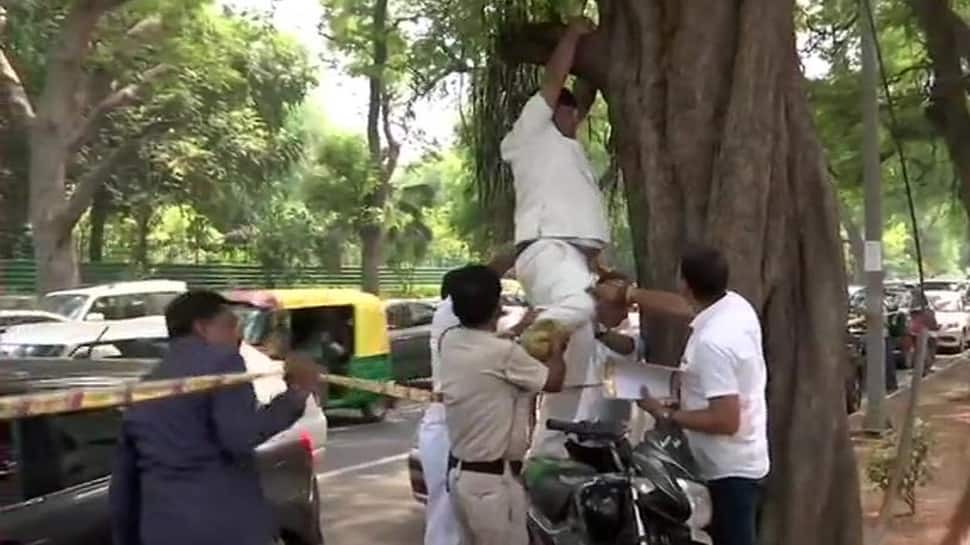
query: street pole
861 0 887 433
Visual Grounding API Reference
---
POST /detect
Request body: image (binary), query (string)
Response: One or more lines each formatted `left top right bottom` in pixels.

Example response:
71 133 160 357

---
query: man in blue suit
110 291 318 545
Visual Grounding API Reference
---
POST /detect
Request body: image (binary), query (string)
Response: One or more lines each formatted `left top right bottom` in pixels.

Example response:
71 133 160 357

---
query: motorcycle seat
523 457 598 524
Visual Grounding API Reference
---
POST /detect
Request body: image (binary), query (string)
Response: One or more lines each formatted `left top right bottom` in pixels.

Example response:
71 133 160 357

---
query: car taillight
299 431 314 458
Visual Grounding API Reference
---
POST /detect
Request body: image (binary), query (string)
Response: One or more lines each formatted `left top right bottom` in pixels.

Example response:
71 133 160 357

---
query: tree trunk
600 2 861 544
357 0 396 296
360 225 383 295
88 187 110 262
502 2 861 544
133 206 152 270
839 198 865 284
0 127 29 259
29 131 79 292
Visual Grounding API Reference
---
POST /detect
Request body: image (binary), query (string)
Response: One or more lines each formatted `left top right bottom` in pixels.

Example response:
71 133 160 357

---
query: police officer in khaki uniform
439 264 567 545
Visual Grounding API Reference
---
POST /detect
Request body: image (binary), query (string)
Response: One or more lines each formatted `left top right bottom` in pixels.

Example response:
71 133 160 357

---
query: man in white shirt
500 16 611 457
638 246 769 545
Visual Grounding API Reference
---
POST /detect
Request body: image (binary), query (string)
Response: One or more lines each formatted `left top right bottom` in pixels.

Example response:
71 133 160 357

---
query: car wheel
362 396 392 422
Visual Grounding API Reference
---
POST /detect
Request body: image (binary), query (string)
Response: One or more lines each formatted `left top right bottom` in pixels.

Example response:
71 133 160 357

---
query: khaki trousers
447 467 529 545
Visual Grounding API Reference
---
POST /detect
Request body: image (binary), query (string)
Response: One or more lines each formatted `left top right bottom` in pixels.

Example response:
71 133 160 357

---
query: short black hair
165 290 232 338
557 88 578 108
449 265 501 328
440 268 461 299
680 246 729 302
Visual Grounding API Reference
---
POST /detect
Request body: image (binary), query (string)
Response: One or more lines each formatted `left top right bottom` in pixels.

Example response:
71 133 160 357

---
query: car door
0 409 122 545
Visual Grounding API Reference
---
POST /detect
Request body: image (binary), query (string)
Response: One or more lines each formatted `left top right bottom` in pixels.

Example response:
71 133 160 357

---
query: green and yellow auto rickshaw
225 288 393 421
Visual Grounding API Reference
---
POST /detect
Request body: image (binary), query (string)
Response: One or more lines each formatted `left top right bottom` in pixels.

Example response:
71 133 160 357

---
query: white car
38 279 187 321
0 315 170 358
0 310 69 333
0 317 328 469
926 290 970 352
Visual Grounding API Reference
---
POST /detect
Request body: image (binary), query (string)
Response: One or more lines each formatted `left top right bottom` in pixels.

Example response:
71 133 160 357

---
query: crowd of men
104 15 770 545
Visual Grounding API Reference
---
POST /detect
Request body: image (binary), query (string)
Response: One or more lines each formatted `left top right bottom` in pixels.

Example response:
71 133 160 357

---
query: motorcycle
524 418 713 545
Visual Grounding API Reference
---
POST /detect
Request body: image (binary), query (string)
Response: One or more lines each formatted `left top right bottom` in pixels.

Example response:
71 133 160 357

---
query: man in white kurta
500 17 610 458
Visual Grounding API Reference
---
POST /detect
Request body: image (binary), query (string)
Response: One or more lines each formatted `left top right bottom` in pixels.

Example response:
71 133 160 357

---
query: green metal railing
0 260 452 295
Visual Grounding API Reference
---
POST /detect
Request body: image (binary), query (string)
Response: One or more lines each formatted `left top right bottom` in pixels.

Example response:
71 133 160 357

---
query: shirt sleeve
692 340 740 399
500 93 554 161
495 342 549 393
210 352 308 458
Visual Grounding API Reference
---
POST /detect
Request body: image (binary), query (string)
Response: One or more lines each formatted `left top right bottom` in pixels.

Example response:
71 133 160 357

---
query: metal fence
0 260 452 294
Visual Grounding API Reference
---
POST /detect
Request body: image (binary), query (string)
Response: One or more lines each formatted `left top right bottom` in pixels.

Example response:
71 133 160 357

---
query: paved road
317 404 425 545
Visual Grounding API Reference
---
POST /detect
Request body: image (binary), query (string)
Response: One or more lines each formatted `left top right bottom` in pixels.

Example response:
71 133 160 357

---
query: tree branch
69 63 172 151
61 120 170 231
380 90 400 182
496 22 608 90
0 7 36 125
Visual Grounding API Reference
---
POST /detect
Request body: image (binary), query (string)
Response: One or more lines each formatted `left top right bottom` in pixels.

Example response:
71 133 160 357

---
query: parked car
0 358 325 545
39 280 187 322
926 290 970 353
0 316 170 359
0 310 68 333
386 299 435 383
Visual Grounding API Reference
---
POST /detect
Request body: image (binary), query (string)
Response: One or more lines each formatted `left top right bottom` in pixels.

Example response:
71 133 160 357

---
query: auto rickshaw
225 288 393 421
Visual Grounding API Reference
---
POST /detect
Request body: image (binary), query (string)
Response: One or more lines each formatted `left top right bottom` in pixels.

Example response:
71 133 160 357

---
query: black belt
448 454 522 476
515 239 602 259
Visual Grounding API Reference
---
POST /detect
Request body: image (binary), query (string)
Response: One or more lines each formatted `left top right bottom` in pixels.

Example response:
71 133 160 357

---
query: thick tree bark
501 2 861 544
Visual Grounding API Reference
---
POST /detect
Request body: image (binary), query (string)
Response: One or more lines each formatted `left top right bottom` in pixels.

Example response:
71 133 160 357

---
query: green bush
865 418 935 514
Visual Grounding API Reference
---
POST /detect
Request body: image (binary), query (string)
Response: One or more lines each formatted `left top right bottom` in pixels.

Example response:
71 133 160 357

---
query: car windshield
38 294 89 319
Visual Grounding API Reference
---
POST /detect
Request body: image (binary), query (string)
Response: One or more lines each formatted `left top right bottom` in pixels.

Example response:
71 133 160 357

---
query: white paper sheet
604 359 681 400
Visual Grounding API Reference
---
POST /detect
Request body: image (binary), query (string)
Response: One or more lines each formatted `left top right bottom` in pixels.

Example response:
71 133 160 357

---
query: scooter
524 419 713 545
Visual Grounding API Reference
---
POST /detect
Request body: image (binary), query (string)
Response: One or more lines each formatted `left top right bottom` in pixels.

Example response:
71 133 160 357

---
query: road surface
317 404 425 545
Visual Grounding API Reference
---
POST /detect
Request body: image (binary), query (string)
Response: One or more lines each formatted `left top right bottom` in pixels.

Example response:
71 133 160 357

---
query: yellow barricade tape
0 370 440 421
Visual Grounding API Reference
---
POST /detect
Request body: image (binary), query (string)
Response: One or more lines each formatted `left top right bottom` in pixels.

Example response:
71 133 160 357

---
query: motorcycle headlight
578 480 625 544
631 477 656 497
677 478 712 529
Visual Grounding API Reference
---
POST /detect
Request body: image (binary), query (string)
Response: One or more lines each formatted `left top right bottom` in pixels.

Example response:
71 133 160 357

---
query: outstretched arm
574 77 597 118
540 17 595 108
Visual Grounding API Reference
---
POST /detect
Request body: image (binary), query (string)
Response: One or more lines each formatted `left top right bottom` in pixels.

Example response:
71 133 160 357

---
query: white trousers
517 240 601 457
417 403 460 545
515 239 596 332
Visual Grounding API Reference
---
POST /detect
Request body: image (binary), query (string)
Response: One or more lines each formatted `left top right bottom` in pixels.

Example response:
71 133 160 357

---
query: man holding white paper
636 246 769 545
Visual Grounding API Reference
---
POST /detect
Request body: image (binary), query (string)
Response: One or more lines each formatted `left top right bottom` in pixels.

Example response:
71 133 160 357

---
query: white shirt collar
688 291 734 331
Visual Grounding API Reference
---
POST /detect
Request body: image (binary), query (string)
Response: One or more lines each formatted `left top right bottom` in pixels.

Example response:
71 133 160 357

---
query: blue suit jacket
109 337 307 545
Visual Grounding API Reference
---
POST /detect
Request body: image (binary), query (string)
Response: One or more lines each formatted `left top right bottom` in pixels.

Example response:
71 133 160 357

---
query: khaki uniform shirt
439 327 549 462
